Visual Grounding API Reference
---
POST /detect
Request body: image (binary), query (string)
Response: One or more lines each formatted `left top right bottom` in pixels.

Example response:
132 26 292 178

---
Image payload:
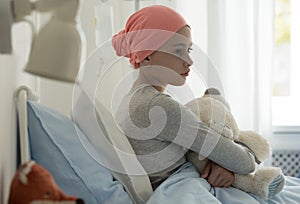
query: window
272 0 300 130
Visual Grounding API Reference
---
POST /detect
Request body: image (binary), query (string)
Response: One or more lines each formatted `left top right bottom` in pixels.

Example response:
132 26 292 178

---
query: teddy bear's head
8 161 84 204
186 88 271 162
186 88 239 140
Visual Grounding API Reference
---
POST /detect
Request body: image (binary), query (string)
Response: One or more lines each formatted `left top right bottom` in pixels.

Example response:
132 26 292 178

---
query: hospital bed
16 85 300 204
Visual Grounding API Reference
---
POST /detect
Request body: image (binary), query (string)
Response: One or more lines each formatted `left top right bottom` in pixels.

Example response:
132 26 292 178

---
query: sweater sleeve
150 93 256 174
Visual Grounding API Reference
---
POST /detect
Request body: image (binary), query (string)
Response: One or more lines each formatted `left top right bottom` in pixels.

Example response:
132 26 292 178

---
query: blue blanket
147 162 300 204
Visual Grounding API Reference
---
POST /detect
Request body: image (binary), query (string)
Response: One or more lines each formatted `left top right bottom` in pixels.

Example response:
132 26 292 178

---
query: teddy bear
185 88 285 199
8 160 84 204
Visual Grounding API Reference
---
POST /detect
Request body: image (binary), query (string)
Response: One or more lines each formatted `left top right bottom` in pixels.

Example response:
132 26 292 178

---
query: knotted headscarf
112 5 188 68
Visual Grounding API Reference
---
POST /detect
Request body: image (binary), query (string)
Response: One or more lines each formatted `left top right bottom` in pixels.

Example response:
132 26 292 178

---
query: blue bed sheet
147 162 300 204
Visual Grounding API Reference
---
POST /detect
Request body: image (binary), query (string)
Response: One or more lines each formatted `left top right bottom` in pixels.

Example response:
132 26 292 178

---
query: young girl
112 5 256 190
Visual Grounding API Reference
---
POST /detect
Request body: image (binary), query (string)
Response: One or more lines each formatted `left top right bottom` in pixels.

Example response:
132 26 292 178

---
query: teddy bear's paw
268 174 285 198
253 167 285 199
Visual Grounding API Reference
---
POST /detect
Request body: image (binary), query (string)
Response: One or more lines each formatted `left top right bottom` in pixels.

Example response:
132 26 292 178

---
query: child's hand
201 160 234 188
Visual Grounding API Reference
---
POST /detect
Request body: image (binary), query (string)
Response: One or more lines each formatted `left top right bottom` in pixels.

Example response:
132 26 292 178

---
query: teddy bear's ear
204 88 221 95
204 88 232 111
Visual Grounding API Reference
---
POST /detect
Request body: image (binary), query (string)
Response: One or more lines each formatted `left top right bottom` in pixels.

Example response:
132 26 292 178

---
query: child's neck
132 71 165 92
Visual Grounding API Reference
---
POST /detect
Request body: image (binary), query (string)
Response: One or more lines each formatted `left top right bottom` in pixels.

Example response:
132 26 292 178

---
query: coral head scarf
112 5 188 68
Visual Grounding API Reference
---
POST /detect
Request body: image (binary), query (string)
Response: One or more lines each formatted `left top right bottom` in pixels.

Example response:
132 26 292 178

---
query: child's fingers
200 162 211 178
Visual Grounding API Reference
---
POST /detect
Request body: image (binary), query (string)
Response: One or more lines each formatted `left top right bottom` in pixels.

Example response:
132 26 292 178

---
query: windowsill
271 130 300 150
272 126 300 134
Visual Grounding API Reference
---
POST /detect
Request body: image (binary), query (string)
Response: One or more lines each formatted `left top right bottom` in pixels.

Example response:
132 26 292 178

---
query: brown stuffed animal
8 160 84 204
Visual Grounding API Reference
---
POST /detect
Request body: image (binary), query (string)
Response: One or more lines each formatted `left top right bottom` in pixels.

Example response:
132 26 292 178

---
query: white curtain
205 0 274 139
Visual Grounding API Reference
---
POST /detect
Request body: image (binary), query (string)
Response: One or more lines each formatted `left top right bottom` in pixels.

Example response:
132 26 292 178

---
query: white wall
0 56 17 204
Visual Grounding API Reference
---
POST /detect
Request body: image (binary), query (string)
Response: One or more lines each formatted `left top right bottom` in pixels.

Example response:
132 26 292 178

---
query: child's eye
174 49 183 56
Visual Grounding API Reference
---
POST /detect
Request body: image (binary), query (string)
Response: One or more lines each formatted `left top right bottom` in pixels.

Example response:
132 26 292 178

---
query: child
113 5 255 190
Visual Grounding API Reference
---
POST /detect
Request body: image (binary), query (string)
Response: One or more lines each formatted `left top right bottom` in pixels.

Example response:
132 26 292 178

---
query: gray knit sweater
116 85 255 189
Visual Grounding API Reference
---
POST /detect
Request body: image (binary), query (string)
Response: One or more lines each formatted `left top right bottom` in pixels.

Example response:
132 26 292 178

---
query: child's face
143 26 193 87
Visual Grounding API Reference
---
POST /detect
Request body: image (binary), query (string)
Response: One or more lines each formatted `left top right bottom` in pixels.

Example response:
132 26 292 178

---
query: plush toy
8 160 84 204
185 88 285 199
